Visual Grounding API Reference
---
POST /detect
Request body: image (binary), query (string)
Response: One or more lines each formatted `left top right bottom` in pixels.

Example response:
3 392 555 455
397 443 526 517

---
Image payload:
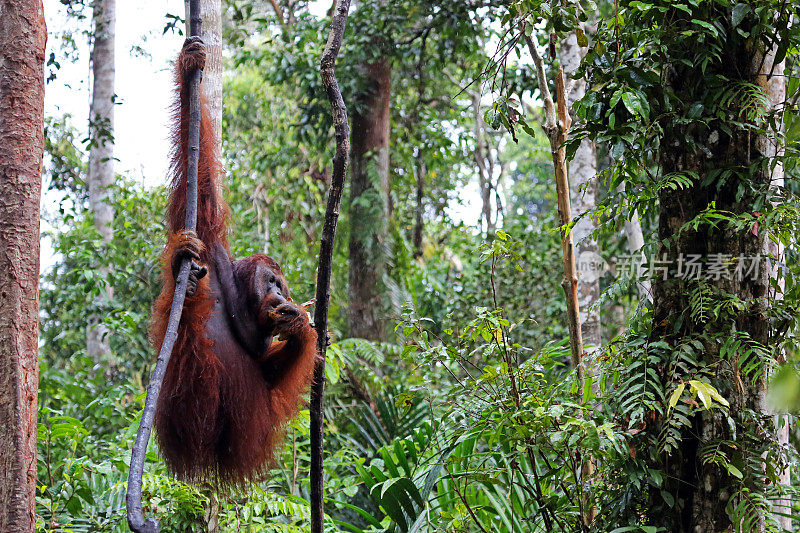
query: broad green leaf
668 382 686 412
731 3 750 27
621 92 644 117
725 464 743 479
576 28 588 47
689 380 729 410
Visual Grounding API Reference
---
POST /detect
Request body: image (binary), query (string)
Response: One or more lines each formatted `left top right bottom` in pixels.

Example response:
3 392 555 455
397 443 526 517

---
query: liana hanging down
150 37 317 486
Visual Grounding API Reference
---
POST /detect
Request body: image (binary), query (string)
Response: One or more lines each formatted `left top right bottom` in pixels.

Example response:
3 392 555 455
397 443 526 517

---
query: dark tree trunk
413 159 424 258
652 27 783 531
311 1 352 529
348 57 391 341
0 1 46 531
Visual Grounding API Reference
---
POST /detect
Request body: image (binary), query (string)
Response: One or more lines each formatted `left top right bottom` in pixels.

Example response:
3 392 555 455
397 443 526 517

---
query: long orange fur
150 40 317 486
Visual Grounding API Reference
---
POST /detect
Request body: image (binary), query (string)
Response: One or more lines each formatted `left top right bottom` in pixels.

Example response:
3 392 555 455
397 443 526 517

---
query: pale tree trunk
86 0 115 362
0 1 46 530
187 0 223 240
186 0 222 152
254 184 271 254
615 177 652 302
621 197 652 302
471 92 495 234
449 70 498 234
349 56 391 340
760 48 790 533
561 30 601 378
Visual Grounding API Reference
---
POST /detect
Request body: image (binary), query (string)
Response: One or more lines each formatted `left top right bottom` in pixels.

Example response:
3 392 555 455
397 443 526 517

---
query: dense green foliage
36 0 800 531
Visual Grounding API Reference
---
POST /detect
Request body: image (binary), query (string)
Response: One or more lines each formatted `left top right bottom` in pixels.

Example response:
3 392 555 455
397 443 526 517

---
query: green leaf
725 464 743 479
731 3 750 27
576 28 588 47
610 88 624 109
693 19 718 34
648 468 663 487
668 382 686 413
689 380 729 410
584 425 601 451
327 498 383 528
696 385 712 410
621 92 644 117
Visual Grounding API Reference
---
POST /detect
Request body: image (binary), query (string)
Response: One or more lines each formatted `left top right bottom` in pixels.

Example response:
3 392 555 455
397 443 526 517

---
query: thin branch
310 1 352 531
268 0 286 28
126 3 203 532
522 29 557 132
444 462 493 533
522 24 584 385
